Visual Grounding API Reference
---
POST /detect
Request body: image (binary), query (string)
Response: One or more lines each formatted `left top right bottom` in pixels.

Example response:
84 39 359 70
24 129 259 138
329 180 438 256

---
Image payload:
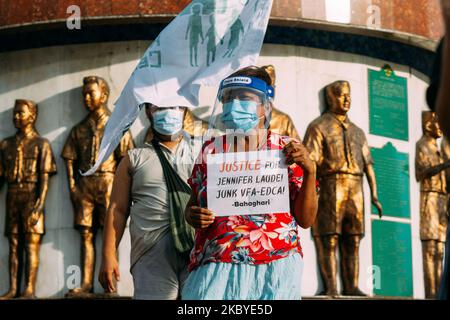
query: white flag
83 0 273 176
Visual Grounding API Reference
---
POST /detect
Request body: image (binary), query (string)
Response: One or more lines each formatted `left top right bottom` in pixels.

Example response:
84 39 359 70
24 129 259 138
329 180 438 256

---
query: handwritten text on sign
207 150 290 216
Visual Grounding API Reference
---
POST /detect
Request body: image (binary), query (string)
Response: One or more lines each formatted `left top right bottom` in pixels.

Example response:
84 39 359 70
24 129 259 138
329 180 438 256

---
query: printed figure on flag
83 0 274 176
222 11 245 58
186 3 205 67
203 15 224 66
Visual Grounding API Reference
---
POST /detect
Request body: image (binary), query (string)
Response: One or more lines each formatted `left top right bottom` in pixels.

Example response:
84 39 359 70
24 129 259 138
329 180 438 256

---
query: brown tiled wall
372 0 443 39
0 0 443 40
271 0 302 19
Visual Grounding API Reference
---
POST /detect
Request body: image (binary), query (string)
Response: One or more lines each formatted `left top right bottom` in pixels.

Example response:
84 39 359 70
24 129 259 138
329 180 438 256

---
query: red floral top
187 131 313 272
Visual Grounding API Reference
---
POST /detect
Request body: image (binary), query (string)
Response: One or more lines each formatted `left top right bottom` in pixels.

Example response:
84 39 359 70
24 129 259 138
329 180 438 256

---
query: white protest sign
207 149 290 216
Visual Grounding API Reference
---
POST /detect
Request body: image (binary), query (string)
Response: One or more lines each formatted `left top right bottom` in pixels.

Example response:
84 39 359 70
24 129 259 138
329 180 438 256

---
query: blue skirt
181 253 303 300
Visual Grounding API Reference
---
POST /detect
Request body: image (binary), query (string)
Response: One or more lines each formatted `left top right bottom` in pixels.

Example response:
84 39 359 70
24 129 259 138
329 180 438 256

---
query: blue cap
219 76 275 99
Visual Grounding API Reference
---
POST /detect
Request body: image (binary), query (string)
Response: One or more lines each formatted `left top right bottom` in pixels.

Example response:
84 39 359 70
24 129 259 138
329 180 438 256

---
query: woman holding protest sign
182 66 318 300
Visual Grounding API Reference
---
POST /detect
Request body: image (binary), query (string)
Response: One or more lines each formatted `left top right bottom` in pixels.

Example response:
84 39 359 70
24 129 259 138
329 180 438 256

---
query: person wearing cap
98 104 195 300
182 66 318 300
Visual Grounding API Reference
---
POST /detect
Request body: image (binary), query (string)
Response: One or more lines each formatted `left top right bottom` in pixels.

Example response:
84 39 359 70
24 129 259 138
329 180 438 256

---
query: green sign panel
372 219 413 297
371 142 410 218
369 66 409 141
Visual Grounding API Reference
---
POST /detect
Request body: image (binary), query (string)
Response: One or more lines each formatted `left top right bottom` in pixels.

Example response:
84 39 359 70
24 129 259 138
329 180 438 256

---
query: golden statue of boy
415 111 450 299
61 76 134 296
0 99 57 299
304 81 382 297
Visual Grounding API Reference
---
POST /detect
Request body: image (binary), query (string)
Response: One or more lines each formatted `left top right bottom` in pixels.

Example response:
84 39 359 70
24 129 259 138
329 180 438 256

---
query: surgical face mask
221 99 262 133
152 108 184 135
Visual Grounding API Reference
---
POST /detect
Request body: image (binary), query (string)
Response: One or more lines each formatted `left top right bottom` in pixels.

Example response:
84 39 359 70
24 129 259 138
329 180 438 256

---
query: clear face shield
208 76 274 133
206 76 275 153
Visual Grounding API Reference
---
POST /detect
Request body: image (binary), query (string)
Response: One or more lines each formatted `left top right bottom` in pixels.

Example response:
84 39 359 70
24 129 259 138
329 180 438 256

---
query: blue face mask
221 99 260 132
152 109 184 135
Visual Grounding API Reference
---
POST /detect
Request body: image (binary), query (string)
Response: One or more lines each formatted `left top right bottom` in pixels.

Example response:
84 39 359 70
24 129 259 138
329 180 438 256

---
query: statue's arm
365 164 382 218
30 140 56 225
416 144 450 181
362 137 382 217
61 130 78 194
419 161 450 179
35 173 50 210
65 159 77 193
29 172 50 225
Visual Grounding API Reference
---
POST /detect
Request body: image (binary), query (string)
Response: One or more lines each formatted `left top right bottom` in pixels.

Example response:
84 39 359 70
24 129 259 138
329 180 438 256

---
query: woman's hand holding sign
283 140 318 229
283 141 316 174
186 198 215 229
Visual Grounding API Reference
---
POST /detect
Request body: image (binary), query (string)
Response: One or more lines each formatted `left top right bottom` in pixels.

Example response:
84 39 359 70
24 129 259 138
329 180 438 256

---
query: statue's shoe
0 290 17 300
65 285 93 298
316 289 340 298
342 288 367 296
18 292 36 300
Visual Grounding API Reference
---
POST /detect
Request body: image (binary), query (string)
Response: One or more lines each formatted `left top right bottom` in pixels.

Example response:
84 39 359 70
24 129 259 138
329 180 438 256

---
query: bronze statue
262 65 300 140
304 80 382 297
0 99 57 299
61 76 135 296
415 111 450 299
144 108 208 143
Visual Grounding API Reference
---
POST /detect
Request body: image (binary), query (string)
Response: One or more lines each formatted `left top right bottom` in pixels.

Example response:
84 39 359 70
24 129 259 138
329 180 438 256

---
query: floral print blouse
187 131 310 272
